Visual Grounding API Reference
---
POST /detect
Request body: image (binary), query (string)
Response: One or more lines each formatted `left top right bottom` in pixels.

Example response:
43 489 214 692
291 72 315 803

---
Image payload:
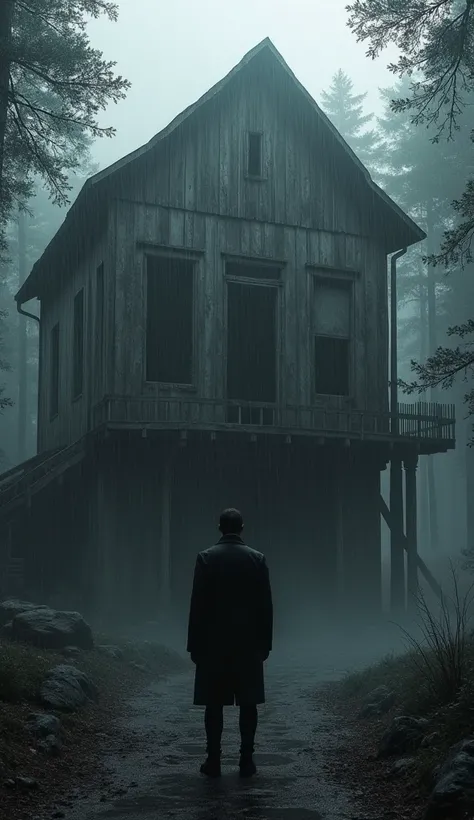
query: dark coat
187 534 273 706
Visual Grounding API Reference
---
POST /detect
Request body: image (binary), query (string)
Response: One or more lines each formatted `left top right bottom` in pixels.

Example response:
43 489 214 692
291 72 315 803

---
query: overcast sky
87 0 398 170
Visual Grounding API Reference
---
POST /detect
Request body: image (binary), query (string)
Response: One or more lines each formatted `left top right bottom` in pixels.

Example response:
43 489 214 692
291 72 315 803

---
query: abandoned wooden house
0 38 455 623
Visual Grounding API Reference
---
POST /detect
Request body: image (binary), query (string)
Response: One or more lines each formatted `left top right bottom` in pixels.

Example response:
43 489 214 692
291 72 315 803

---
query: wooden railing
91 395 456 446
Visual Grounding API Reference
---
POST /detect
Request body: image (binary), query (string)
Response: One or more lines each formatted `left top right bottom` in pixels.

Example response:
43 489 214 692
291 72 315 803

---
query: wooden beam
379 495 442 600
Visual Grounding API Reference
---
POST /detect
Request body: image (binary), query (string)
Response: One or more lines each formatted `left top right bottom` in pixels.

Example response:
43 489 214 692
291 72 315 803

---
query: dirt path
56 658 378 820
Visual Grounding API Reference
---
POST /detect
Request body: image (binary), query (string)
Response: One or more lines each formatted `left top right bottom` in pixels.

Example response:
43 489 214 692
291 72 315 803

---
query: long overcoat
187 534 273 706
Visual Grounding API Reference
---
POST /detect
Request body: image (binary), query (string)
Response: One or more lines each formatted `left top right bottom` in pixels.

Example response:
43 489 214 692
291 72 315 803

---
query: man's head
219 508 244 536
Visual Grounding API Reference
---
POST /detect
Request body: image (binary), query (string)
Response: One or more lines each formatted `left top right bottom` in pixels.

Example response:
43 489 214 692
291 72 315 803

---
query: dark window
248 132 262 177
146 256 194 384
50 323 59 418
227 281 277 403
314 336 349 396
96 263 104 388
72 288 84 398
226 261 280 280
313 280 351 396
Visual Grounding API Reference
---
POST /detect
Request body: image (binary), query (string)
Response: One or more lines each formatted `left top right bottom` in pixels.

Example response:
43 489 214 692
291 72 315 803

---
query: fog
0 0 472 679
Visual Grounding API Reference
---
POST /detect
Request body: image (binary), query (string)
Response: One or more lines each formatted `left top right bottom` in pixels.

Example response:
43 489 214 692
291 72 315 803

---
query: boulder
425 738 474 820
26 712 61 738
359 685 396 718
10 607 93 650
40 664 98 712
378 716 430 758
0 599 48 627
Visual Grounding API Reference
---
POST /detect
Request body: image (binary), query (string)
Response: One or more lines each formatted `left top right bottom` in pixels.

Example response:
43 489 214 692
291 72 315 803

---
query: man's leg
239 704 258 777
201 705 223 777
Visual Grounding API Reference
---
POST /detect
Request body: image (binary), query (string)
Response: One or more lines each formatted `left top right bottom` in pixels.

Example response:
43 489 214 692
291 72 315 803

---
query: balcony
91 396 455 454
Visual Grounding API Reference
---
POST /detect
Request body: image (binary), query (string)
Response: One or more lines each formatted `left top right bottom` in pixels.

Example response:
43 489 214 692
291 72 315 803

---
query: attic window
248 132 263 177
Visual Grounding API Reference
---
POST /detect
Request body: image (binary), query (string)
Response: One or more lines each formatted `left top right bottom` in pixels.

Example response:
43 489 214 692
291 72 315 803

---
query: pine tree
320 69 378 169
0 1 130 254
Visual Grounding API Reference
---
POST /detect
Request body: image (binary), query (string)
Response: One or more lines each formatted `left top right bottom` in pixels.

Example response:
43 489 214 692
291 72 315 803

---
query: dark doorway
227 282 277 403
146 256 194 384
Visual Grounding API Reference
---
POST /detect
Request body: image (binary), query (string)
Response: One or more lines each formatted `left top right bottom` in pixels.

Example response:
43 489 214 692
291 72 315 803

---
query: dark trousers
204 704 258 758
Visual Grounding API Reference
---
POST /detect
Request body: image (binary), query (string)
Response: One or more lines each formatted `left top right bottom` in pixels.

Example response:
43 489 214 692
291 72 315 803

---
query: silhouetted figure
187 508 273 778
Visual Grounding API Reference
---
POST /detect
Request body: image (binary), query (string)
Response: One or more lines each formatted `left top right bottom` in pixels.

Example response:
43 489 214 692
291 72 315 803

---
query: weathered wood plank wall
113 199 387 414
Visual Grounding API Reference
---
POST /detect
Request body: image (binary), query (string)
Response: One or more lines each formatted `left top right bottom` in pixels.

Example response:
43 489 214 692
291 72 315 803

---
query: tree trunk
426 202 439 551
0 1 14 188
17 208 27 463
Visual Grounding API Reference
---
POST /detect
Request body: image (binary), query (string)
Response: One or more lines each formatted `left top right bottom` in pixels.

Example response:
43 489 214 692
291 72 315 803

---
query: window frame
308 267 357 401
49 321 60 420
143 248 200 390
72 287 84 401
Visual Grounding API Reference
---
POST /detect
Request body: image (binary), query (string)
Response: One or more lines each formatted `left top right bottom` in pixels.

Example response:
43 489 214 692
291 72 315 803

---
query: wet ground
60 654 379 820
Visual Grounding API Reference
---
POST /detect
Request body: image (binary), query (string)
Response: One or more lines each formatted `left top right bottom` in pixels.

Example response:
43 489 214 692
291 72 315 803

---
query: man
187 508 273 779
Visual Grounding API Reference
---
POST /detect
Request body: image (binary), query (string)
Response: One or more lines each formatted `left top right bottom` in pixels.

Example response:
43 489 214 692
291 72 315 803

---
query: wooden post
160 458 172 609
404 455 419 613
390 455 405 614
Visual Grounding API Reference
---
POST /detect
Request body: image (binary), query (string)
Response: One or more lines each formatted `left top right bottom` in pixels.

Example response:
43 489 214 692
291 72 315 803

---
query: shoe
200 756 221 778
239 755 257 778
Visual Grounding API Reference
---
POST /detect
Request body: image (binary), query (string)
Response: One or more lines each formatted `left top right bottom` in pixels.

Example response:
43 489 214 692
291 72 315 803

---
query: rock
40 665 98 712
37 733 62 757
421 731 441 749
359 685 396 718
425 738 474 819
129 661 148 673
15 776 39 789
97 644 123 660
10 607 93 650
378 716 430 758
26 712 61 738
62 646 81 658
362 685 393 705
391 757 417 776
0 598 48 627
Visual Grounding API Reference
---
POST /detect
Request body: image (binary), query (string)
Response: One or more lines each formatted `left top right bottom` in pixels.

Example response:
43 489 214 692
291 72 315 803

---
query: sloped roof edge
17 37 425 304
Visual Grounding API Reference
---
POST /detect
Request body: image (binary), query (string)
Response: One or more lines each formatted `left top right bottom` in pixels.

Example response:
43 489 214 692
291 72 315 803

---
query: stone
62 646 81 658
0 598 48 627
15 776 39 789
97 644 123 660
391 757 417 776
359 685 396 718
26 712 61 738
129 661 148 673
425 738 474 820
40 664 98 712
37 733 62 757
421 731 440 749
377 716 430 758
10 607 93 650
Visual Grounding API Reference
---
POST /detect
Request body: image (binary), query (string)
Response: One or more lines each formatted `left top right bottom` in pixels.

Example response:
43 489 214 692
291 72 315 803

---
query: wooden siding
112 200 388 414
37 211 115 453
124 65 366 238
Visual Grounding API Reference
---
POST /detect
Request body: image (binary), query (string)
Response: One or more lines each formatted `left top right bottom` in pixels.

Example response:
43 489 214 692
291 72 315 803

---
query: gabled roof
17 37 425 305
